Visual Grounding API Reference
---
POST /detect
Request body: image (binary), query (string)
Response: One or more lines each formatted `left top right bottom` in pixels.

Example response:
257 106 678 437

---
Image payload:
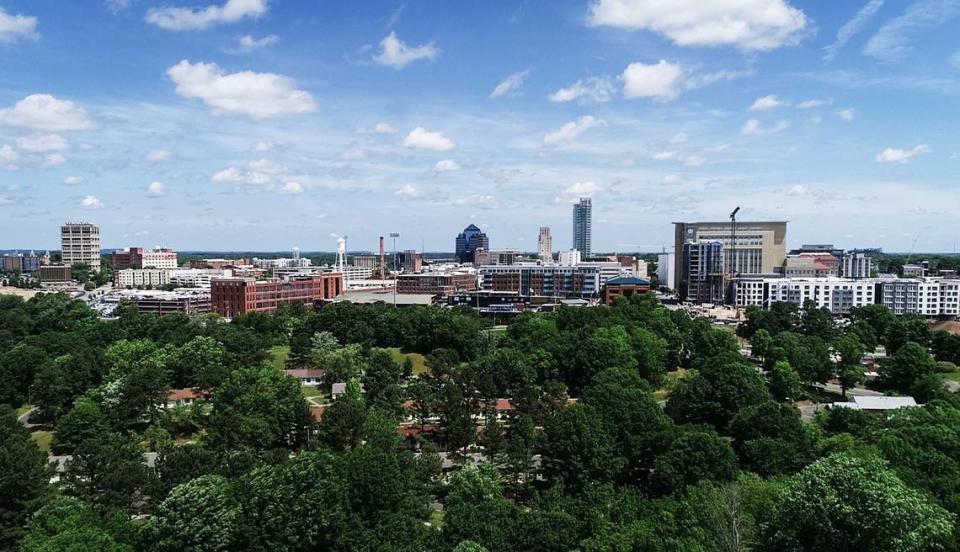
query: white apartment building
253 257 312 269
559 249 581 266
61 222 101 272
140 248 178 269
115 269 170 288
880 279 946 316
168 269 232 288
657 252 676 290
842 252 873 279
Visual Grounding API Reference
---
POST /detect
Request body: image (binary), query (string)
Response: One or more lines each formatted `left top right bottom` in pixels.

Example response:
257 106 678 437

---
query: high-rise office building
572 198 592 258
61 222 101 272
455 224 489 263
537 227 553 262
673 221 786 301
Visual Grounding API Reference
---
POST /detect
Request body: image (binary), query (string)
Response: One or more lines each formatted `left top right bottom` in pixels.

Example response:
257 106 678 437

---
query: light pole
390 233 399 306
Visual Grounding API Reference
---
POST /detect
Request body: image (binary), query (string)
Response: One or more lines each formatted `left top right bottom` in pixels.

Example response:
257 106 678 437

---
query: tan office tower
61 222 101 272
538 226 553 262
673 221 786 301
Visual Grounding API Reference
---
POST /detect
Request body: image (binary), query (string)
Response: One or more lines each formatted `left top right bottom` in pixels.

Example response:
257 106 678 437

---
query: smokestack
379 236 386 278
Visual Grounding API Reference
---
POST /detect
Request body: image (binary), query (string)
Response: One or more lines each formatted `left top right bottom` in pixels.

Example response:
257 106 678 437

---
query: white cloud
786 184 809 196
669 132 689 144
80 195 103 209
254 141 274 151
621 60 684 101
651 150 676 160
248 158 287 174
146 149 172 162
823 0 886 62
548 77 615 103
796 99 828 109
556 181 600 203
864 0 960 60
395 184 422 199
374 122 397 134
42 153 66 167
838 108 856 120
0 145 19 169
875 144 930 163
0 6 38 43
0 196 12 205
147 181 165 197
403 127 455 151
684 155 705 166
341 145 367 160
0 94 93 132
453 194 499 209
231 34 278 53
280 182 303 194
588 0 808 51
64 175 82 185
167 60 316 119
490 70 530 98
212 159 282 185
105 0 132 13
373 31 438 69
434 159 461 172
749 95 783 111
740 119 790 136
146 0 267 31
543 115 606 145
15 133 68 152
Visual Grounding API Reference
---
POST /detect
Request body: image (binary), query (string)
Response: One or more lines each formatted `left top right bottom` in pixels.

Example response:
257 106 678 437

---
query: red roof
167 388 200 401
284 369 325 379
494 398 515 412
310 406 326 422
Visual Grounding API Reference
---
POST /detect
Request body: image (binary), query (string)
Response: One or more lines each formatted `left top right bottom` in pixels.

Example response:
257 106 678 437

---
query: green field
387 347 430 375
31 430 52 452
269 345 290 370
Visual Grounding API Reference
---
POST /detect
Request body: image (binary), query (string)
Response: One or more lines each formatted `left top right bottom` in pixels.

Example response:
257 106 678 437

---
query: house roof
605 276 651 286
167 388 200 402
494 398 515 412
310 406 326 422
284 369 325 379
853 395 917 410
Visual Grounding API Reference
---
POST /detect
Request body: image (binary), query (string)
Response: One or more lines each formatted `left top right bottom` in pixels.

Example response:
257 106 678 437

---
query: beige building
537 227 553 262
673 221 787 301
61 222 101 272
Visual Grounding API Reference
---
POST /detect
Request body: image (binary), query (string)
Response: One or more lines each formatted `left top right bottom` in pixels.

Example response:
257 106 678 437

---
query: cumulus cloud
741 119 790 136
875 144 930 163
490 70 530 98
651 150 676 160
0 94 93 132
669 133 689 144
403 127 455 151
838 108 856 120
229 34 279 53
341 145 366 160
167 60 316 119
147 181 165 197
146 149 172 162
434 159 461 172
0 6 38 43
796 99 828 109
105 0 132 13
453 194 499 209
548 77 615 103
823 0 886 62
555 181 600 203
749 95 783 111
374 122 397 134
280 182 303 194
621 60 684 101
42 153 66 167
587 0 808 51
63 175 82 185
543 115 606 145
254 141 274 151
212 158 288 186
15 134 68 152
864 0 960 60
0 145 19 170
395 184 422 199
80 195 103 209
373 31 438 69
146 0 267 31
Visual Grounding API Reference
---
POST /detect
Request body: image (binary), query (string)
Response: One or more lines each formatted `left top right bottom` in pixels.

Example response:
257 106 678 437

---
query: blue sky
1 0 959 253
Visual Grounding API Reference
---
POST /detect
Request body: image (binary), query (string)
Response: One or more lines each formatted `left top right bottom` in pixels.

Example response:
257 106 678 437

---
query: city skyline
2 1 960 252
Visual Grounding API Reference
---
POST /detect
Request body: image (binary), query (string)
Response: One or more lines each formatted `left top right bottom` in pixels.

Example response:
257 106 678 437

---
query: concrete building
880 279 944 316
479 265 602 298
253 256 311 269
210 273 343 317
455 224 489 263
783 253 841 278
116 289 212 316
115 268 170 288
61 222 101 272
396 273 476 295
734 277 877 315
842 252 873 279
402 250 423 274
682 240 726 304
189 258 251 269
572 198 592 258
902 264 927 278
538 227 553 262
168 269 233 288
351 255 379 269
657 252 676 290
673 220 786 301
38 265 72 283
474 248 521 266
111 247 178 270
558 249 581 266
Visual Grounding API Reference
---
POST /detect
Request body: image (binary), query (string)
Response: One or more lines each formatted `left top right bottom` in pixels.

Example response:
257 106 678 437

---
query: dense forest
3 292 960 551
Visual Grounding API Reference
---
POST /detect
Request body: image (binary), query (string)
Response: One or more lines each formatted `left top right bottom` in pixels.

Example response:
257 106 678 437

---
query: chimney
379 236 386 278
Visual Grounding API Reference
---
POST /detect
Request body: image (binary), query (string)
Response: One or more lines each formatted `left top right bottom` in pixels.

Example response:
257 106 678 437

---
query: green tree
442 466 517 551
171 336 227 391
541 403 622 493
880 341 936 392
885 315 931 354
769 361 803 402
760 453 954 552
652 430 738 494
751 329 773 363
0 408 49 549
833 334 865 398
21 496 133 552
52 398 111 455
797 300 837 341
666 354 771 431
62 434 152 512
729 401 818 476
145 475 240 552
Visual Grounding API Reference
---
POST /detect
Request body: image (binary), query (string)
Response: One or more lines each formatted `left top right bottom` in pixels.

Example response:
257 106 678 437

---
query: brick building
210 274 343 317
396 273 476 295
601 276 651 305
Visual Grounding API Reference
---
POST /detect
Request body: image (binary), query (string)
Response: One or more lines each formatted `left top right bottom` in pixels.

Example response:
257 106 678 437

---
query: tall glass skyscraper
572 197 592 258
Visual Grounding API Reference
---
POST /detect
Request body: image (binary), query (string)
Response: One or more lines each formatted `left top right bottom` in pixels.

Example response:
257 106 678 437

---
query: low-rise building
601 276 651 305
115 289 212 315
210 273 343 317
115 268 170 288
734 277 877 314
284 369 325 386
111 247 178 269
479 264 602 298
396 272 476 295
38 265 72 283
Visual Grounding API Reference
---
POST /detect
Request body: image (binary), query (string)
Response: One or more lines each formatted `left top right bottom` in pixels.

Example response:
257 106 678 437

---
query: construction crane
728 206 740 304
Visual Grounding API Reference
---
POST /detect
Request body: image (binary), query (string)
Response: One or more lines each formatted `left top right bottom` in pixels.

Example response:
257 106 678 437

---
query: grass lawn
16 404 33 419
654 369 694 401
302 386 327 399
31 430 52 452
387 347 430 375
429 509 445 528
942 371 960 382
269 345 290 371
